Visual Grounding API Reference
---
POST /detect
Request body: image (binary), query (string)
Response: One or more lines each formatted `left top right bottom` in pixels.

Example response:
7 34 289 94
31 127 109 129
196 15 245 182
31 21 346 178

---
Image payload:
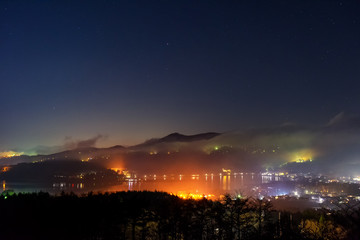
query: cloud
326 112 360 130
105 112 360 175
184 112 360 174
30 134 106 155
327 112 345 126
65 134 105 149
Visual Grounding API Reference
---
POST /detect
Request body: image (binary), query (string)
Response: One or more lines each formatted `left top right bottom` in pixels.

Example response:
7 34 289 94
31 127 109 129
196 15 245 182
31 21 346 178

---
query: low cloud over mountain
27 134 107 155
2 113 360 176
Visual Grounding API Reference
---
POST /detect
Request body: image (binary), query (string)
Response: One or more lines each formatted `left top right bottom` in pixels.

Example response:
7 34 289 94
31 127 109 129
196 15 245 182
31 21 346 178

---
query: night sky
1 0 360 153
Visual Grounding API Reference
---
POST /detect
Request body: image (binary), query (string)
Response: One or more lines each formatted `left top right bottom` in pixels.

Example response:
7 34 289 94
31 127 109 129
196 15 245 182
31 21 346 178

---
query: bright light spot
222 168 231 173
288 149 316 163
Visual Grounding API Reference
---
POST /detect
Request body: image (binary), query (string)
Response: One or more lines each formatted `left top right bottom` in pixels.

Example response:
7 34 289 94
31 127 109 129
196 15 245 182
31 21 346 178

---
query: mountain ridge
0 132 221 165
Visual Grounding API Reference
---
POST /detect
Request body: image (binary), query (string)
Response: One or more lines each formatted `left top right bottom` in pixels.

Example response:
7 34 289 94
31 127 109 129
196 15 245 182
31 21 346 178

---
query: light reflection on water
103 173 286 197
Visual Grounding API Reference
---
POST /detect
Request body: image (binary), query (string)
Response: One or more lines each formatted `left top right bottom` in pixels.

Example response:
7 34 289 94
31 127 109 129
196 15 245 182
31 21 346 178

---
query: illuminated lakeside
3 168 360 210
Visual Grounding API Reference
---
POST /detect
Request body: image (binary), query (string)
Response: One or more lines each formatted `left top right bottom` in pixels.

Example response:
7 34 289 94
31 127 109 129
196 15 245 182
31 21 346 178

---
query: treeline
0 191 359 240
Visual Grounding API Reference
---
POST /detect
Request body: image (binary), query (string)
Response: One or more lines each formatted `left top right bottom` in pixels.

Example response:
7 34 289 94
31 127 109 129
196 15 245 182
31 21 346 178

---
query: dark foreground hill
0 191 358 240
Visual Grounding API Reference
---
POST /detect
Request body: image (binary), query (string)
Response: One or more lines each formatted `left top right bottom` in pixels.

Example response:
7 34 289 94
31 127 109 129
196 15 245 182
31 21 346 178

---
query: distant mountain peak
167 132 182 137
136 132 221 148
161 132 220 142
108 145 125 149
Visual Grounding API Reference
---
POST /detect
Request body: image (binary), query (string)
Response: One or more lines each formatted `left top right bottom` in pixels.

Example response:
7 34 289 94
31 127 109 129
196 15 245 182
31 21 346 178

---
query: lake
2 173 294 199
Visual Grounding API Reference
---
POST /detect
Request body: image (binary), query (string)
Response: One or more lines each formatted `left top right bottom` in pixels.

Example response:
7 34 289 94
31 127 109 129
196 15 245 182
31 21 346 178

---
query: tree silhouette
0 191 356 240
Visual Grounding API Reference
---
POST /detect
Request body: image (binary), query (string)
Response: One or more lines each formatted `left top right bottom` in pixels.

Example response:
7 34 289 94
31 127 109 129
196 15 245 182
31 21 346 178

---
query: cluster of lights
172 192 214 200
81 157 92 162
0 151 24 158
295 158 313 163
353 177 360 181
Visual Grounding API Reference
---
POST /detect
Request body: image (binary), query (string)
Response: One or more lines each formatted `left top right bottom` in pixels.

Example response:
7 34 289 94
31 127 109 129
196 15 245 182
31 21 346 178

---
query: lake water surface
2 173 292 198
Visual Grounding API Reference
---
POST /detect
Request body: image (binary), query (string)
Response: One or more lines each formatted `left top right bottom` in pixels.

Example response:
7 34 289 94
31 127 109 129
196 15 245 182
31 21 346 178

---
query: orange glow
106 156 125 172
104 175 220 200
110 168 124 173
172 191 215 200
1 166 11 172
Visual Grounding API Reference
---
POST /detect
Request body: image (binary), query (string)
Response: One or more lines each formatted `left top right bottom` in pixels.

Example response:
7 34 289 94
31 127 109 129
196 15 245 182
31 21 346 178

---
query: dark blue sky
1 0 360 152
